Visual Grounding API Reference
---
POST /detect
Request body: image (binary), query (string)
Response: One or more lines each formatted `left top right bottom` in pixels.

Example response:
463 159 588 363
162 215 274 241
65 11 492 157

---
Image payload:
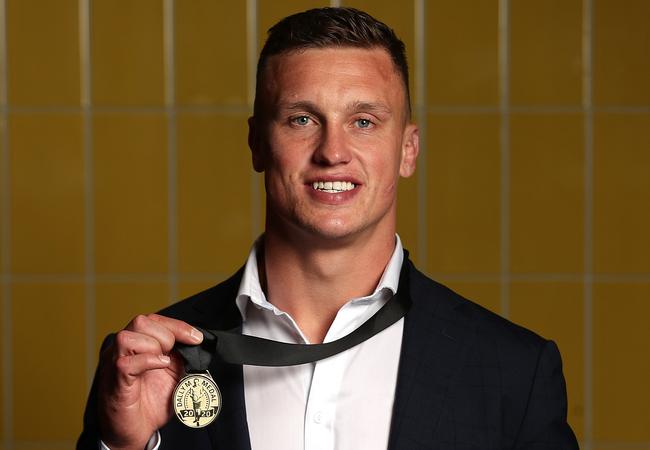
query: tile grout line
163 0 178 304
498 0 511 318
414 0 428 269
3 272 650 284
79 0 96 389
0 0 6 107
1 104 648 115
0 0 13 446
247 0 261 240
1 104 251 114
582 0 594 447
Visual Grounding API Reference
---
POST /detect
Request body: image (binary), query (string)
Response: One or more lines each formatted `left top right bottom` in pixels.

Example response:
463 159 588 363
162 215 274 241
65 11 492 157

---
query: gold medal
173 371 222 428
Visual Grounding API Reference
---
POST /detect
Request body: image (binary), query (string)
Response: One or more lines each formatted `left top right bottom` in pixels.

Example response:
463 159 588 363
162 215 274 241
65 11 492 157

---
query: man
78 7 578 450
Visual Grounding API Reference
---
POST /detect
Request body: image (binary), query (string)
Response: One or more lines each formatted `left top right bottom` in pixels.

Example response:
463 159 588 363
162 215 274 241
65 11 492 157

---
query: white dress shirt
239 236 404 450
102 236 404 450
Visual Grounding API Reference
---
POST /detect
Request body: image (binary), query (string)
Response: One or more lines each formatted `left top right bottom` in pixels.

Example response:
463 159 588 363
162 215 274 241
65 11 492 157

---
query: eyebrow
280 101 320 113
279 100 392 116
348 101 392 116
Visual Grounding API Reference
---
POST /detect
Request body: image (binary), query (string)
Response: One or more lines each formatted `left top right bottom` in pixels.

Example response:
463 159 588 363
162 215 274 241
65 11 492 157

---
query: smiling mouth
311 181 357 193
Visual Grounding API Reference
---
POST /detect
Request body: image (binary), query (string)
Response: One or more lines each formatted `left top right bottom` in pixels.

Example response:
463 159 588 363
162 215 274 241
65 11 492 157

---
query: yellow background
0 0 648 448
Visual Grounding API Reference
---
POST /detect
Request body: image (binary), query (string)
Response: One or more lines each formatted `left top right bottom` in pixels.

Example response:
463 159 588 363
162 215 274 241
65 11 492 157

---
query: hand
97 314 203 450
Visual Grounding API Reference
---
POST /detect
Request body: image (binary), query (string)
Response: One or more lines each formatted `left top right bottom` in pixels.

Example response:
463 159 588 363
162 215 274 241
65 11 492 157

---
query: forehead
259 47 407 116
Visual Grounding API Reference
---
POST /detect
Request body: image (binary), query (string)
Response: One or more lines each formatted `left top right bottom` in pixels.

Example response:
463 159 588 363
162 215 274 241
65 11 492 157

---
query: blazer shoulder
408 263 548 353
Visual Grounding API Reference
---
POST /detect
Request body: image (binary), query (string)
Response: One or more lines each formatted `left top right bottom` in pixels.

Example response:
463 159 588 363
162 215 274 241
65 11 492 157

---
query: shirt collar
235 235 404 321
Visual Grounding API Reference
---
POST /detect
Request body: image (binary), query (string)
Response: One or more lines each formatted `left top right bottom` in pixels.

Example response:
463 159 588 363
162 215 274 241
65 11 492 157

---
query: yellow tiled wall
0 0 648 448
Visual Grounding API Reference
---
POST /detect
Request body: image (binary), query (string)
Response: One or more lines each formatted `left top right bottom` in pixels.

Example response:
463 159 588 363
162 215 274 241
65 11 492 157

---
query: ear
248 116 265 173
399 123 419 178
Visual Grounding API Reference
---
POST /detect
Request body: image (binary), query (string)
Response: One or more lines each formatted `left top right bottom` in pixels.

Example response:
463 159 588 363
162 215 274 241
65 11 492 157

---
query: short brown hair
254 7 411 116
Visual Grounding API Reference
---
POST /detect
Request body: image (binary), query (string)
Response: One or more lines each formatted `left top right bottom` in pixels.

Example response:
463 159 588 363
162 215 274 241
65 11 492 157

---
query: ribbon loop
175 263 411 372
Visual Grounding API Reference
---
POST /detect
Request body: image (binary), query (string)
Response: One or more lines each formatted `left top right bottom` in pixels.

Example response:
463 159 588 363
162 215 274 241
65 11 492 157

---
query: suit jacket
78 258 579 449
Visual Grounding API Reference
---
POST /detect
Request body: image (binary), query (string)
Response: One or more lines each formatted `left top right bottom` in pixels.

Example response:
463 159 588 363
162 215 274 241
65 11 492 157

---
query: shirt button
313 411 323 424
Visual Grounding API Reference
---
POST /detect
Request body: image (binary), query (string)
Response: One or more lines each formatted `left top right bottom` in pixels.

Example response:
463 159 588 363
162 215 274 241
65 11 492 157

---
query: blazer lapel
190 268 252 450
388 261 477 450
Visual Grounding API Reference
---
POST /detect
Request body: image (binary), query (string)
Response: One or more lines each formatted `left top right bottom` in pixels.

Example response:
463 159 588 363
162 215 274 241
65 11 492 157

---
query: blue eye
293 116 310 126
356 118 372 128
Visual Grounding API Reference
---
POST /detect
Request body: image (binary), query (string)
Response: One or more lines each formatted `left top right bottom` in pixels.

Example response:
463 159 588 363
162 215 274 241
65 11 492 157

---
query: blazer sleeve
77 336 113 450
513 340 579 449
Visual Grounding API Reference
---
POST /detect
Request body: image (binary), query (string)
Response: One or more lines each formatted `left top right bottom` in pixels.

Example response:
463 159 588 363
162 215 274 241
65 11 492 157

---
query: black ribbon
176 263 411 372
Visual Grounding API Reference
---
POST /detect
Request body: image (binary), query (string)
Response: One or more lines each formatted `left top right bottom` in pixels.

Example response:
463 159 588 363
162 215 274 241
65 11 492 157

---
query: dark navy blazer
78 258 579 449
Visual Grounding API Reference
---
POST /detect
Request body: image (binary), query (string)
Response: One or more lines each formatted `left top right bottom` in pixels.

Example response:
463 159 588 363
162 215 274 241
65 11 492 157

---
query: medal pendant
173 371 222 428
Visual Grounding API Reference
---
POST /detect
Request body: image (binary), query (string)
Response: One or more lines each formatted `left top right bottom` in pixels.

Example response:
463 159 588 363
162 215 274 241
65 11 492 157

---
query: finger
125 314 201 353
115 353 171 386
113 330 164 358
125 314 176 353
147 314 203 346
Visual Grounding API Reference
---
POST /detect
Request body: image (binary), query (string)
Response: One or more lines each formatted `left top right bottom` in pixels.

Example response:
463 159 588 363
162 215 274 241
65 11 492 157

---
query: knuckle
114 330 131 349
131 314 149 330
158 332 175 351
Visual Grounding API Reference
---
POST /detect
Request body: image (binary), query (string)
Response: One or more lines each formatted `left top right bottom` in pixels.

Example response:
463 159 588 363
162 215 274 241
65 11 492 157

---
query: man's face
249 47 418 243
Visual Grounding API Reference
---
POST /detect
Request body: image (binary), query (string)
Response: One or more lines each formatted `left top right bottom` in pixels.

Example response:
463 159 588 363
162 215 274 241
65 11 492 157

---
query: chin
284 214 357 240
269 207 376 243
297 217 363 242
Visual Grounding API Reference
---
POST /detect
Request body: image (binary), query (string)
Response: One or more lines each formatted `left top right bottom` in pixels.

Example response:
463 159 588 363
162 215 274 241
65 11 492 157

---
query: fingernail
159 354 171 364
190 327 203 343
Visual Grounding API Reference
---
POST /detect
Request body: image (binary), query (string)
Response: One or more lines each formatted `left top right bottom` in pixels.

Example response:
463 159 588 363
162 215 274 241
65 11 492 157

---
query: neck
260 227 396 343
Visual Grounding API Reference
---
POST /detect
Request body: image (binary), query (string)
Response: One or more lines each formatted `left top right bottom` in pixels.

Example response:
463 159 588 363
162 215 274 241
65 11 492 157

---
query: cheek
371 151 402 197
267 137 310 172
382 179 398 198
264 158 303 202
265 148 295 178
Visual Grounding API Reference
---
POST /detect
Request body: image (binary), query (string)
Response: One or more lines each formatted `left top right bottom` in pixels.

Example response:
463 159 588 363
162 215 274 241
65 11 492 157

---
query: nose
312 123 352 166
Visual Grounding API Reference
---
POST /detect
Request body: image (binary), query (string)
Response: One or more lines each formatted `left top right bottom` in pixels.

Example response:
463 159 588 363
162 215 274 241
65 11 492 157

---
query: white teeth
311 180 357 193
